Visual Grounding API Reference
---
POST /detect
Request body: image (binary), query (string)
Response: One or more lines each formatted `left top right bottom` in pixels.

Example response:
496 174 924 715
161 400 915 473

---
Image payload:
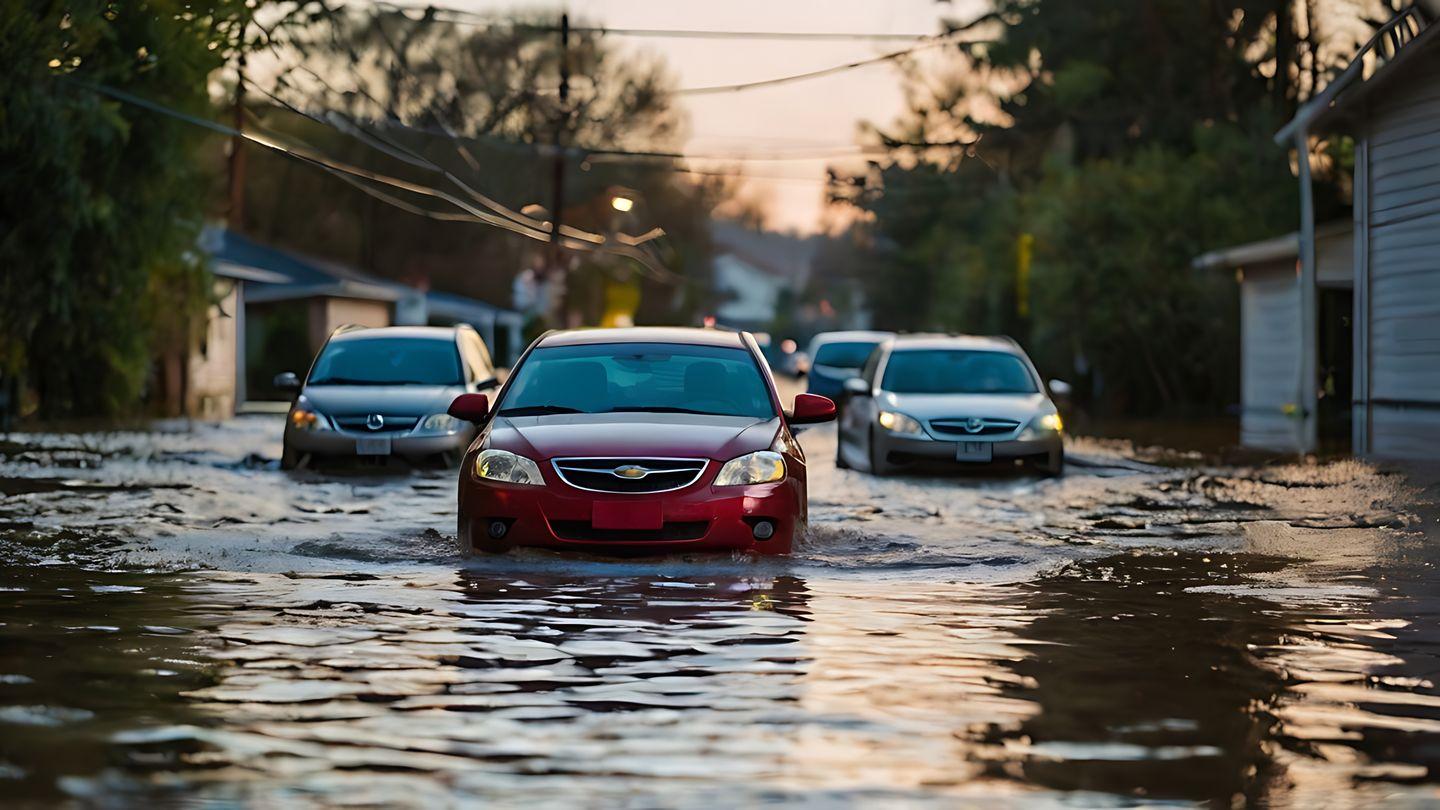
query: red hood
488 413 780 461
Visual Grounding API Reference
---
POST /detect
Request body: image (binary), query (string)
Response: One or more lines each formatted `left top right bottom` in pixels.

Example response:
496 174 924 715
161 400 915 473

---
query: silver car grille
551 457 709 494
927 417 1022 437
333 415 421 434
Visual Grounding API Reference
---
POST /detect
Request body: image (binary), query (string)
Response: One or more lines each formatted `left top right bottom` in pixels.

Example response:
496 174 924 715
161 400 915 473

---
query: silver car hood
300 385 464 418
878 391 1054 423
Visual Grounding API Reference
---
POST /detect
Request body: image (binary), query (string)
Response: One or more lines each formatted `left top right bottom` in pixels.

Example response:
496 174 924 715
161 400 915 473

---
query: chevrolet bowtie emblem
613 465 649 479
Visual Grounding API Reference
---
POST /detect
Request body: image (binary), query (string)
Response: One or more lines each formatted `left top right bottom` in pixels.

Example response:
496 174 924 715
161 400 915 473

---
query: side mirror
448 393 490 423
789 393 836 425
842 377 869 396
273 372 301 393
1048 379 1073 398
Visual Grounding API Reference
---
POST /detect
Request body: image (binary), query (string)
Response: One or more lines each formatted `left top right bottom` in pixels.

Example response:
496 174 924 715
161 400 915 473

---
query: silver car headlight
417 413 463 435
474 449 545 486
1018 412 1064 441
714 451 786 486
877 410 925 438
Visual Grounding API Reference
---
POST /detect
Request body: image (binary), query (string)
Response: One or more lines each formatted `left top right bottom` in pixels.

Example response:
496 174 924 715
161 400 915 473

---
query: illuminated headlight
418 413 462 435
1019 412 1064 440
714 451 786 486
474 449 544 486
288 398 332 432
878 410 925 437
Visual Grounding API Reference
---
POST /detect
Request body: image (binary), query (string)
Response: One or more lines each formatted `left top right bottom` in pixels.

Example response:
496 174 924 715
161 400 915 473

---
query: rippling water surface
1 418 1438 807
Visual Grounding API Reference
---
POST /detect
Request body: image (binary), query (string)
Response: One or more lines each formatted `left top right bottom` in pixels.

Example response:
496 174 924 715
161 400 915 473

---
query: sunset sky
428 0 988 233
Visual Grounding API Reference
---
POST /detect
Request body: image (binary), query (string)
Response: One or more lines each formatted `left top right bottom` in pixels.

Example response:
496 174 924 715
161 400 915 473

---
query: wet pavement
2 417 1439 807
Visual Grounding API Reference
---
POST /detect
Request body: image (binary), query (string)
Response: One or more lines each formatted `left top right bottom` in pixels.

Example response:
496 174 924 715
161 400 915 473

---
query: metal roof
538 327 748 348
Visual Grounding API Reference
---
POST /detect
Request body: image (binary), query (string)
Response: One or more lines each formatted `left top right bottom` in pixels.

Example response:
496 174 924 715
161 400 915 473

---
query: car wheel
280 444 300 471
868 427 895 477
1031 450 1064 478
834 437 851 469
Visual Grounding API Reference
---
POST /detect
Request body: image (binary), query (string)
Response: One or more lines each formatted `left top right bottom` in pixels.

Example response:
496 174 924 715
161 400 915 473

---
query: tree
240 4 724 326
0 0 249 415
827 1 1379 416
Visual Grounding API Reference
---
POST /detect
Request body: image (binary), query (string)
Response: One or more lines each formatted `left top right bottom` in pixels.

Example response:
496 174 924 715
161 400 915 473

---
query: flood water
2 418 1439 807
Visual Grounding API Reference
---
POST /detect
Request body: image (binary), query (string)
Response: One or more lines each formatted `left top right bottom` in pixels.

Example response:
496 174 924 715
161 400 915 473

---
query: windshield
882 350 1038 395
499 342 775 419
812 341 879 369
308 337 463 386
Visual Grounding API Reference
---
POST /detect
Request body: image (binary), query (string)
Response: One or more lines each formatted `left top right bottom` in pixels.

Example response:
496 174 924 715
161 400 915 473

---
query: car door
839 347 884 463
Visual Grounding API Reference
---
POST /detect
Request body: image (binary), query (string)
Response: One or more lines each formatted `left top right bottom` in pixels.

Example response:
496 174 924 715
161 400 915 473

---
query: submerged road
1 416 1438 806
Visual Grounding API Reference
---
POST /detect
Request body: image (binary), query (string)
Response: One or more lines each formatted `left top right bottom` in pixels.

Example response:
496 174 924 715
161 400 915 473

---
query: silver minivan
836 335 1065 476
275 325 499 469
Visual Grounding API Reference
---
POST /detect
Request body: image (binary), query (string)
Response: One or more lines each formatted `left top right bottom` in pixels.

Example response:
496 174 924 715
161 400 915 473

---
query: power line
365 1 941 40
674 31 985 96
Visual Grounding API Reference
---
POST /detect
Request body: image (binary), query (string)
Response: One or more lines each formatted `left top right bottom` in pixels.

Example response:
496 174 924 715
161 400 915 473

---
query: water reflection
3 546 1440 805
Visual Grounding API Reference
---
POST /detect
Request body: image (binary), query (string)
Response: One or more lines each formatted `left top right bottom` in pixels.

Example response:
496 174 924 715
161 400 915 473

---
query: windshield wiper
606 406 724 415
497 405 586 417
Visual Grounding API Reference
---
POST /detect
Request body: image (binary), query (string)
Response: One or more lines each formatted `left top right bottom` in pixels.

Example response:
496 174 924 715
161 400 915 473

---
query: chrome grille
928 417 1022 437
551 457 708 494
333 415 420 434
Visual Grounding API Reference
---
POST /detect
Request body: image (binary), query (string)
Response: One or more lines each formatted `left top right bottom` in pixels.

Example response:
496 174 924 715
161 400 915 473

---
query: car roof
809 330 893 346
537 327 750 349
884 333 1023 353
329 325 463 343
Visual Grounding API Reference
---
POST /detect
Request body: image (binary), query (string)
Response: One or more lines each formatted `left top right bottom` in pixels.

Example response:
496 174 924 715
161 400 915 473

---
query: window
308 337 464 386
499 342 775 419
881 350 1038 395
860 346 884 385
813 341 881 370
458 331 494 385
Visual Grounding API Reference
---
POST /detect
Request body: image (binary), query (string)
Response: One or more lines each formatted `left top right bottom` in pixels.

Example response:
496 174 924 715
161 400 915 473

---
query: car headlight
418 413 462 434
474 449 544 486
289 398 332 432
714 451 786 486
1019 412 1064 440
878 410 925 437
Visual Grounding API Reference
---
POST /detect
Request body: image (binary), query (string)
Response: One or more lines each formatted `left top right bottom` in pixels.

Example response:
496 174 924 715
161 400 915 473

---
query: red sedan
446 327 835 556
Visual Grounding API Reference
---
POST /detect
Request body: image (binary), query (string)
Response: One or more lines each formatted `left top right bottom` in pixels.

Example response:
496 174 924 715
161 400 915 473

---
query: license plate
592 500 663 531
356 437 392 456
956 441 992 462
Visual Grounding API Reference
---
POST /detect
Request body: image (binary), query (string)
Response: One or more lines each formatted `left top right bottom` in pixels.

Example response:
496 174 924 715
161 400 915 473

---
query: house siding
1241 263 1305 450
1359 46 1440 458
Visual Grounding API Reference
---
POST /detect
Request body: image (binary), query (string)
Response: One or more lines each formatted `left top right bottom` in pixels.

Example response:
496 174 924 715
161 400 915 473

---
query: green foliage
0 0 247 415
829 0 1358 416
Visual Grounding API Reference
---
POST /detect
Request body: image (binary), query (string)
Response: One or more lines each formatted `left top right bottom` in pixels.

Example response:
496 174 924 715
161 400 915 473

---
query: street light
610 194 634 213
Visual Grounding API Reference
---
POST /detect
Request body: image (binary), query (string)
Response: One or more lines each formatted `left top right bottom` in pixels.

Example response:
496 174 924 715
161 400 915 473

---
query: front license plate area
356 437 392 456
956 441 993 462
592 500 663 531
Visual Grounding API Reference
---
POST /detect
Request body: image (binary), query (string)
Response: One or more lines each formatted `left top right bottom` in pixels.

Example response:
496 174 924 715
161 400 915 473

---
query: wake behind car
278 325 500 469
446 327 836 556
836 334 1065 476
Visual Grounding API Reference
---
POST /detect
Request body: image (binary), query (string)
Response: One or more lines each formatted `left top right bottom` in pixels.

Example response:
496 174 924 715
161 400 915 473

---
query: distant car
835 335 1065 476
276 325 500 469
804 330 892 401
445 327 836 556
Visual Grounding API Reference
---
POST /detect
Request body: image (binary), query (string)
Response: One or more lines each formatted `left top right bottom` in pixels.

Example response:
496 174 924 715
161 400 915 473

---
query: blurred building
192 226 523 415
1204 6 1439 459
709 221 816 332
1194 224 1354 452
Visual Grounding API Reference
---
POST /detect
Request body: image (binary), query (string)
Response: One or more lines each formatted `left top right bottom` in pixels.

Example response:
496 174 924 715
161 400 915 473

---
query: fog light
752 520 775 540
487 520 509 540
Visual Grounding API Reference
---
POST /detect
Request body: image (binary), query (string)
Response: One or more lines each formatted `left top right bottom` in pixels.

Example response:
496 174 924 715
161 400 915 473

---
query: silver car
276 325 500 469
836 335 1065 476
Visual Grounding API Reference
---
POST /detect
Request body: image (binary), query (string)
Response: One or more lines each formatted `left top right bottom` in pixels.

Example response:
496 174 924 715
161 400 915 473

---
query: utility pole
549 12 570 324
227 20 248 233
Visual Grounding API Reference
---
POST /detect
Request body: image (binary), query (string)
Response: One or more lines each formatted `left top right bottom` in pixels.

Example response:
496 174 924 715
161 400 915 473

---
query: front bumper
285 425 474 460
875 432 1062 467
458 468 803 555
